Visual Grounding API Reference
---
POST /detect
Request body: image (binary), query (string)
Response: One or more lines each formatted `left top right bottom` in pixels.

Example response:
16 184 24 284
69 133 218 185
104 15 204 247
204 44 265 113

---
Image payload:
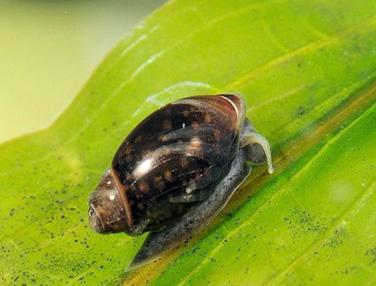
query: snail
88 94 273 266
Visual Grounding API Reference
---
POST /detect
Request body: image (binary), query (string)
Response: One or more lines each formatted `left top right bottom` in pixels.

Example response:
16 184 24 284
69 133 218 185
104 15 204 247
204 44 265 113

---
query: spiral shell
89 94 246 235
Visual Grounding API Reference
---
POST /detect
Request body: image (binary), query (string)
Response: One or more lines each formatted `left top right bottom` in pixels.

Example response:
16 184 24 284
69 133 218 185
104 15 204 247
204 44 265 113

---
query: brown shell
112 94 245 232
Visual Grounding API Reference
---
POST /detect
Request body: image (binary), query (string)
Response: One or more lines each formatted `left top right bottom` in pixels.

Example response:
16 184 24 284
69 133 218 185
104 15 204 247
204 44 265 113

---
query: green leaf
1 0 376 285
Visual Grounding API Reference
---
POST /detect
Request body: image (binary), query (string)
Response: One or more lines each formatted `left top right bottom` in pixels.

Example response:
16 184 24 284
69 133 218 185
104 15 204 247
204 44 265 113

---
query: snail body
88 94 273 265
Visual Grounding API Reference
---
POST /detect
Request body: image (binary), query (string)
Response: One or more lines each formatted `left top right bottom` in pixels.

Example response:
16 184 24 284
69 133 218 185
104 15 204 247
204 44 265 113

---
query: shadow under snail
88 94 273 267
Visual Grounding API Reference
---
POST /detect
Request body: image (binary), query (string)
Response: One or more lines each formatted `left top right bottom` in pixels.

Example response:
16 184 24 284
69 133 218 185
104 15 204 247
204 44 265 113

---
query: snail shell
89 94 246 235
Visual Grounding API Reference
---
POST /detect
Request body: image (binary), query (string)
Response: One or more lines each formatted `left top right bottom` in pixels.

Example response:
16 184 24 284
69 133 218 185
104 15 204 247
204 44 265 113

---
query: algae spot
323 226 347 248
365 247 376 264
284 208 328 236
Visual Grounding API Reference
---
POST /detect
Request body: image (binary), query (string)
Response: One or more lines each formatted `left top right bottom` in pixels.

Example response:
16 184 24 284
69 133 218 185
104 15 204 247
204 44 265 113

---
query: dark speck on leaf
285 208 327 236
296 106 307 116
365 247 376 264
9 208 15 216
324 227 347 248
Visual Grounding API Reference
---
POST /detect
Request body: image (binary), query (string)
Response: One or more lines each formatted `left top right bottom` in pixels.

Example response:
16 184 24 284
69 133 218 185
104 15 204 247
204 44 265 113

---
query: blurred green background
0 0 165 143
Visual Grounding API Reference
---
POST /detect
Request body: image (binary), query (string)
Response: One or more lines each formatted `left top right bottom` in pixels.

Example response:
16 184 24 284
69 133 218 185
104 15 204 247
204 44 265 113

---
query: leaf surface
1 0 376 285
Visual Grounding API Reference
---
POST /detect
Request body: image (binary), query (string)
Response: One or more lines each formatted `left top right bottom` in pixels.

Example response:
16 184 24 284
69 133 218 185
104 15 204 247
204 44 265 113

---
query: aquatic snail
88 94 273 266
